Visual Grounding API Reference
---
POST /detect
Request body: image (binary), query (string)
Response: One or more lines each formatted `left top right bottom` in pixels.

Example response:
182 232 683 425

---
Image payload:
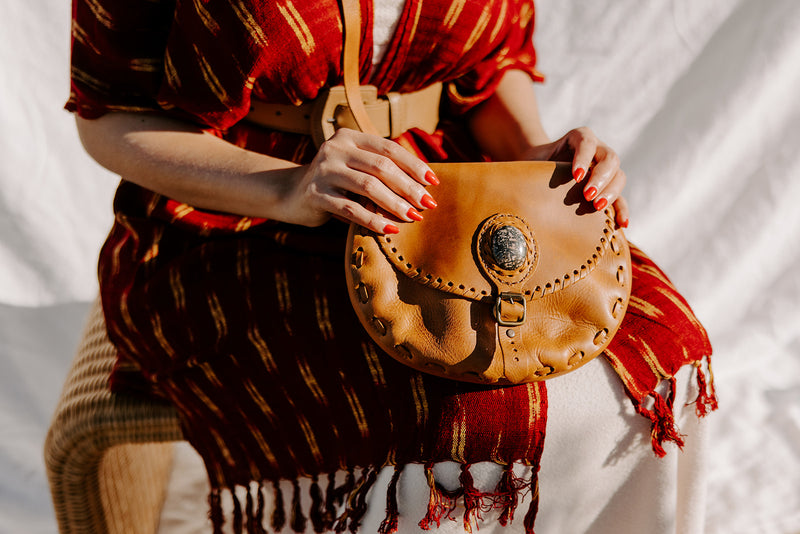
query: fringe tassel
290 479 308 533
209 488 225 534
459 464 482 533
309 475 326 533
271 481 286 532
254 483 267 534
333 468 365 533
378 465 402 534
348 467 378 533
497 464 522 526
635 380 686 457
693 356 719 417
418 462 456 530
323 472 337 529
245 486 255 534
522 472 539 534
232 486 244 534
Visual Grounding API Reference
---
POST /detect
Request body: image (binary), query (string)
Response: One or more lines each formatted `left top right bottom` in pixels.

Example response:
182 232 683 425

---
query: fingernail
407 207 423 221
621 218 629 228
425 170 440 186
383 223 400 234
573 168 585 182
594 197 608 210
421 194 438 209
585 187 598 201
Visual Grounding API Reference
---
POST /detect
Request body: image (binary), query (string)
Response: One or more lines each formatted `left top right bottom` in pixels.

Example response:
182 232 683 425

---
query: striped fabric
67 0 715 532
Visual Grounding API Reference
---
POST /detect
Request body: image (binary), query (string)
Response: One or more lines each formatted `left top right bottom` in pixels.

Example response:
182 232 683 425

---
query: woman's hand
524 127 629 228
280 128 439 234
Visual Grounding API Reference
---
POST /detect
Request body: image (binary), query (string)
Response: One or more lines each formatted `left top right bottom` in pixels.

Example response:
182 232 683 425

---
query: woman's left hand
524 127 629 228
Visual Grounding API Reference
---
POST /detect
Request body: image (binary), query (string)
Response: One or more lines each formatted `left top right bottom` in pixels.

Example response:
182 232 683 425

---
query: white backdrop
1 0 798 532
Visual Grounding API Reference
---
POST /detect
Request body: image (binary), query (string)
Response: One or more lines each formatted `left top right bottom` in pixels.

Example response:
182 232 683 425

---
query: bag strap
340 0 381 136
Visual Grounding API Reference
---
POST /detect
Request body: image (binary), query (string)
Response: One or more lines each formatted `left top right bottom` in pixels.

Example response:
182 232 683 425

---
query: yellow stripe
249 426 278 466
246 324 278 373
150 312 177 358
410 374 429 428
199 362 225 389
462 5 491 55
603 348 642 395
342 385 370 438
442 0 466 30
231 0 269 47
314 290 335 341
170 203 195 222
164 50 182 91
278 0 315 55
297 414 324 465
207 292 228 343
169 267 187 312
242 377 280 425
297 358 327 405
192 0 221 33
362 342 387 387
71 23 101 55
209 427 236 467
142 227 163 263
656 286 704 330
188 381 224 419
234 217 253 232
450 398 467 463
405 0 425 44
128 58 162 73
488 0 508 43
192 44 232 106
637 337 671 379
628 295 663 318
84 0 114 28
70 66 111 93
275 269 292 314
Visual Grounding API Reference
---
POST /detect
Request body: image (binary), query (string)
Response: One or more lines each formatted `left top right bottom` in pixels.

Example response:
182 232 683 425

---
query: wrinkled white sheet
1 0 798 532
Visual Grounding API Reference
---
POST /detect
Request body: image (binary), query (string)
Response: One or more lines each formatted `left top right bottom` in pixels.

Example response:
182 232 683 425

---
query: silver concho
491 226 528 270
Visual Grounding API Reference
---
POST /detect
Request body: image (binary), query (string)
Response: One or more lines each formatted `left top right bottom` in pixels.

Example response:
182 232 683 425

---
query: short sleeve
65 0 176 119
446 0 544 116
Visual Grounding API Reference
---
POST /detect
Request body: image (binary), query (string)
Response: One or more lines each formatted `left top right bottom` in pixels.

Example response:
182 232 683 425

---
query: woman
68 0 715 531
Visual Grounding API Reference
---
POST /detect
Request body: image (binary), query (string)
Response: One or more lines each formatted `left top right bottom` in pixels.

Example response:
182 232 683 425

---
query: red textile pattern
68 0 716 531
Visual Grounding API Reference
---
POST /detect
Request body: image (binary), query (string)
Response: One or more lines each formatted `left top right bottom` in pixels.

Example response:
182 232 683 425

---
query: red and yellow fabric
66 0 715 532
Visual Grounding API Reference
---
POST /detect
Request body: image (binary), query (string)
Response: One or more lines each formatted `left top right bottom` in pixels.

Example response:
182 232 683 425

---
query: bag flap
372 161 619 301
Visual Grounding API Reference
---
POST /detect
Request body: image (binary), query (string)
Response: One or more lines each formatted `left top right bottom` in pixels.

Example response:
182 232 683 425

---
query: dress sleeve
445 0 544 116
65 0 176 119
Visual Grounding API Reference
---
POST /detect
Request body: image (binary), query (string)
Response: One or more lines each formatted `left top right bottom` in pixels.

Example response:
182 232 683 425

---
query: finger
612 196 630 228
590 168 626 210
582 145 621 202
342 144 437 213
338 128 440 186
567 127 598 183
333 167 428 223
322 192 402 234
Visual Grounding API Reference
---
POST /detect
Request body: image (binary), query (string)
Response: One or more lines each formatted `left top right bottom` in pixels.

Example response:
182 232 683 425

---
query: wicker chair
44 298 184 534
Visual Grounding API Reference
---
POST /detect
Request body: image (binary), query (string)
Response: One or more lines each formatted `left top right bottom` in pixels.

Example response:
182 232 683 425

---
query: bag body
346 160 632 384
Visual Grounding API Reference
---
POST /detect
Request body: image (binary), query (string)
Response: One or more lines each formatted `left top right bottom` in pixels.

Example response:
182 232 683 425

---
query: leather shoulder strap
340 0 380 136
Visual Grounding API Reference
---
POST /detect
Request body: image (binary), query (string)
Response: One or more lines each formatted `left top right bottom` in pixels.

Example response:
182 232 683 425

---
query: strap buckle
311 85 380 147
494 292 527 327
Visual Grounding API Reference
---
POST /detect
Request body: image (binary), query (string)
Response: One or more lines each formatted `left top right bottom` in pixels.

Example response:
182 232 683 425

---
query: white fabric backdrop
1 0 798 532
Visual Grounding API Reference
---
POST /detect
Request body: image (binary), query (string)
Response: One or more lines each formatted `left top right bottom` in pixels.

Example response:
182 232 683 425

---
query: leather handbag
340 0 632 384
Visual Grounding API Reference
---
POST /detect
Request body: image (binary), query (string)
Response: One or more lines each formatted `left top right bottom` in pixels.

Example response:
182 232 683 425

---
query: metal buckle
494 292 527 326
310 85 379 147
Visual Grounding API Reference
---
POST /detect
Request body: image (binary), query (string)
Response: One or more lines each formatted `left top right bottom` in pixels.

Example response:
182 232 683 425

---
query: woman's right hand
280 128 439 234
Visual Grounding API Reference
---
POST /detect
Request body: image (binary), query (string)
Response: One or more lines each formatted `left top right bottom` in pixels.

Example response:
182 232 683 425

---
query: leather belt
246 82 442 147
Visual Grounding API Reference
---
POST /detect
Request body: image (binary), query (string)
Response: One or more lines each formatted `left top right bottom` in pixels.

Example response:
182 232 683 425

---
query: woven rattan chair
44 297 184 534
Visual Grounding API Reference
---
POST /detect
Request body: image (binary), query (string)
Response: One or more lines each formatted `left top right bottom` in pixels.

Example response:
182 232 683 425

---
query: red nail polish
407 207 423 221
594 197 608 210
585 187 598 201
621 218 629 228
420 194 438 209
425 170 440 186
383 223 400 234
573 168 585 182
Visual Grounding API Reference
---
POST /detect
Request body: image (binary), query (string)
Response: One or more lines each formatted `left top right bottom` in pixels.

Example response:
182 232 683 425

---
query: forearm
75 113 300 221
467 70 550 160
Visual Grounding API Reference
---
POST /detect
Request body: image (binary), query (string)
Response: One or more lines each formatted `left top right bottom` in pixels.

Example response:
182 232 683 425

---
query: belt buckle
494 292 527 327
311 85 379 147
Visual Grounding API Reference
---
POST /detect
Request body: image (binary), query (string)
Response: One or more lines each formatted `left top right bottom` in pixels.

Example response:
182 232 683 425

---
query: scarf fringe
693 354 719 417
378 465 402 534
209 462 541 534
634 377 685 457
